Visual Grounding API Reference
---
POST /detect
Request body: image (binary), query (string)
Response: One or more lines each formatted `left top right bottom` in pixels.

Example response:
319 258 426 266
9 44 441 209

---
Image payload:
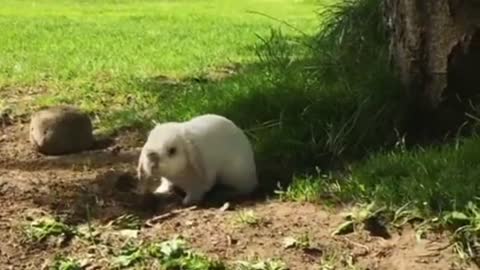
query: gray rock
29 105 94 155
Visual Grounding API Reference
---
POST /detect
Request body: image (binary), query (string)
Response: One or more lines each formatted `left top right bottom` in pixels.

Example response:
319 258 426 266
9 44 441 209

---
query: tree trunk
384 0 480 139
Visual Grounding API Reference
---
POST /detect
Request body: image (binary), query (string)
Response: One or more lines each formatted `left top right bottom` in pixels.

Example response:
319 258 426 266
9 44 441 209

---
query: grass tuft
24 216 76 243
49 255 82 270
235 258 288 270
4 0 480 264
111 237 226 269
443 201 480 263
232 210 262 227
108 214 142 230
344 136 480 213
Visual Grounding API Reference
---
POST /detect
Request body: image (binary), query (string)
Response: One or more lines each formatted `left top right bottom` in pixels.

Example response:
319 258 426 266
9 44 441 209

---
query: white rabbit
136 114 258 206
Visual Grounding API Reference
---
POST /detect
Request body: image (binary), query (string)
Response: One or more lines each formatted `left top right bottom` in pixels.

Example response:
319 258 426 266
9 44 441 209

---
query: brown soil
0 121 478 270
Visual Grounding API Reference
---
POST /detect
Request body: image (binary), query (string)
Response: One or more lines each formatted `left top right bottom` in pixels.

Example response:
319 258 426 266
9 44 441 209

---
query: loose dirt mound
0 122 474 269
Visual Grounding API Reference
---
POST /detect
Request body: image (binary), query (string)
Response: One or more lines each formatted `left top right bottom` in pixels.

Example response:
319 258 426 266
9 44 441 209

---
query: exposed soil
0 121 478 270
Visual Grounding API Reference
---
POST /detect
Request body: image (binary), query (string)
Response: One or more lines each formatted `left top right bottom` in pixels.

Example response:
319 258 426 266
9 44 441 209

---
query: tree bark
384 0 480 139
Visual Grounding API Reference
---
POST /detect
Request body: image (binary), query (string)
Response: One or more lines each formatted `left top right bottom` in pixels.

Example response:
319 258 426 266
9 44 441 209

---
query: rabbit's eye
167 147 177 157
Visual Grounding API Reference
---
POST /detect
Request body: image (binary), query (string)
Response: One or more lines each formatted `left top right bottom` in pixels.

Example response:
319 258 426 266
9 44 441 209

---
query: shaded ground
0 121 476 270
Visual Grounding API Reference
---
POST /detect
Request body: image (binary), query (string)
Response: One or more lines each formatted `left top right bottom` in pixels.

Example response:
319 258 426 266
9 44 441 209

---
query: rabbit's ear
180 130 207 181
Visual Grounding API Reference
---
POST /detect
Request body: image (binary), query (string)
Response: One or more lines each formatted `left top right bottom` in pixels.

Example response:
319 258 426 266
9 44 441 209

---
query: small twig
416 251 441 258
145 212 176 227
339 236 370 253
145 206 198 227
83 203 110 261
226 235 233 246
85 203 95 243
426 241 454 252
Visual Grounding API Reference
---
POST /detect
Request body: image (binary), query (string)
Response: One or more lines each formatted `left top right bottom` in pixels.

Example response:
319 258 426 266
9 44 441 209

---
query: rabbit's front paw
153 177 174 195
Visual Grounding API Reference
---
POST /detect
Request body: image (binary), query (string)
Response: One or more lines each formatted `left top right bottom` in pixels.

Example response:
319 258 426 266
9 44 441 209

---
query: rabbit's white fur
137 114 258 205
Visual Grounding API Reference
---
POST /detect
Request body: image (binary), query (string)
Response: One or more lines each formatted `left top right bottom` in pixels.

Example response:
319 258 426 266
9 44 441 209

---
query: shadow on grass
112 47 409 196
20 0 413 223
10 60 334 225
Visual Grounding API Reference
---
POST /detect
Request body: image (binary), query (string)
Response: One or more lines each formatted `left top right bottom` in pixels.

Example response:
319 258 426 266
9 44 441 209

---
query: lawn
1 0 480 269
0 0 320 130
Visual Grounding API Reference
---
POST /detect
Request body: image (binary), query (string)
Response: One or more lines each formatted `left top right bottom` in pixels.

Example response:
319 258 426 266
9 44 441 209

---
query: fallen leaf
117 229 139 238
282 237 298 249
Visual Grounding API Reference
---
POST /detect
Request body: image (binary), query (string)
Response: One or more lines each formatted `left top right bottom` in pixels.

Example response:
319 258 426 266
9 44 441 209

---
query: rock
29 105 94 155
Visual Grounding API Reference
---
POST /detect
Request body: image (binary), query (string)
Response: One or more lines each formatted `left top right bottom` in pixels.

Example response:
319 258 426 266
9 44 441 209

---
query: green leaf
444 211 470 224
331 220 354 236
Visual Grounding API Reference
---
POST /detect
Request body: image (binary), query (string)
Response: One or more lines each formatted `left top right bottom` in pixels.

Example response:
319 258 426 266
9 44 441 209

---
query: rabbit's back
184 114 253 169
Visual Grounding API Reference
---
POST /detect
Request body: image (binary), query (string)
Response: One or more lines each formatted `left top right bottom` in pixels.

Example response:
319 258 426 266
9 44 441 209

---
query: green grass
50 255 82 270
110 237 226 269
2 0 406 181
252 0 480 228
1 0 406 179
24 214 284 269
4 0 480 263
235 259 288 270
232 209 262 227
282 233 316 250
0 0 320 126
0 0 318 81
348 137 480 212
24 216 77 243
283 136 480 215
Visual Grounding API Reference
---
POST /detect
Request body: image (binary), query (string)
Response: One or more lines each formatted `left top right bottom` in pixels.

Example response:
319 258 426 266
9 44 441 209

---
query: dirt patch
0 122 476 269
0 85 48 119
